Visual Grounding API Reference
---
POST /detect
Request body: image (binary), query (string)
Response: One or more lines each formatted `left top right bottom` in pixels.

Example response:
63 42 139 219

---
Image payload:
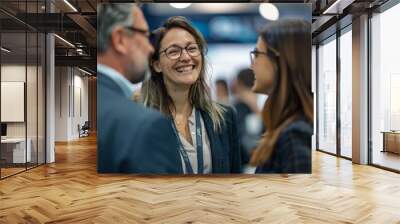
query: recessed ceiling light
169 3 192 9
63 0 78 12
259 3 279 21
323 0 352 15
54 34 75 48
1 47 11 53
78 67 92 76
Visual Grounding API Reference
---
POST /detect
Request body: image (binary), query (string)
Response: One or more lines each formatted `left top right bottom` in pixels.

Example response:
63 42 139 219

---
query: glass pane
312 46 317 150
1 30 27 177
371 3 400 171
340 29 352 158
318 37 337 154
38 32 45 165
27 31 38 169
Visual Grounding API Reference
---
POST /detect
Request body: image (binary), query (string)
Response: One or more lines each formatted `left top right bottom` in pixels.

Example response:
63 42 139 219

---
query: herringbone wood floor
1 135 400 223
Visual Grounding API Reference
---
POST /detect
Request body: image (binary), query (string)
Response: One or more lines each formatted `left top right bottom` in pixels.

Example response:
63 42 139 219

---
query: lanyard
171 109 204 174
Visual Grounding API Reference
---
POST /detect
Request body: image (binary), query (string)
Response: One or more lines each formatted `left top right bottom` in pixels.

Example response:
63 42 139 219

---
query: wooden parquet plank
1 135 400 223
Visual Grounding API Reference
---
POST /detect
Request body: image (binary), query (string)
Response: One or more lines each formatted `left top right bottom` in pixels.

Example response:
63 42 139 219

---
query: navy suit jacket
255 116 312 174
97 73 182 174
201 106 241 173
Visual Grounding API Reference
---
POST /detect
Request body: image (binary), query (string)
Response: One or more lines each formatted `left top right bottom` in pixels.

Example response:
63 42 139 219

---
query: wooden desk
382 131 400 154
1 138 31 163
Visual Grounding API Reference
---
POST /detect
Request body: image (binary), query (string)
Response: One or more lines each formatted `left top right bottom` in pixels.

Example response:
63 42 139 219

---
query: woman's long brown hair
250 19 313 166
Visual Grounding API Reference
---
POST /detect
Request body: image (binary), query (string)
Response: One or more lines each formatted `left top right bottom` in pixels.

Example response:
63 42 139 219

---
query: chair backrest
82 121 90 129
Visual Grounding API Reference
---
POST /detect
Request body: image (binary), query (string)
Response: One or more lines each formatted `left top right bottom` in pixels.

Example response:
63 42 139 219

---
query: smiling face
152 28 203 89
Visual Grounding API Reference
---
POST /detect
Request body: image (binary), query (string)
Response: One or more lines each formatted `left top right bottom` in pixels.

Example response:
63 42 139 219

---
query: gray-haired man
97 4 182 173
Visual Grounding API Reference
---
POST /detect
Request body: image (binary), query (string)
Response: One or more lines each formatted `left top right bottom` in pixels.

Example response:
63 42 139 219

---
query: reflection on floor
0 163 42 178
0 167 25 178
340 146 352 159
0 163 43 178
373 150 400 171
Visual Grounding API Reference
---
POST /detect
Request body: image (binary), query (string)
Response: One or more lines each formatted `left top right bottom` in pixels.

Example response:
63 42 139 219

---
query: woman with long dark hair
250 19 313 173
141 16 241 174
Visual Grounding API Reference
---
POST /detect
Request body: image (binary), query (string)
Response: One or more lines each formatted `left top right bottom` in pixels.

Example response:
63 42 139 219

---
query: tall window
371 2 400 171
317 36 337 154
339 28 352 158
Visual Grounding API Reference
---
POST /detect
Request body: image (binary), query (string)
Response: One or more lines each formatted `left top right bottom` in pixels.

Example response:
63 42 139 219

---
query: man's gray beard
127 62 149 84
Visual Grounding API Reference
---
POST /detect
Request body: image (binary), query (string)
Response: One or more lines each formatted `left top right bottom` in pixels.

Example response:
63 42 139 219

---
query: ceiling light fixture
169 3 192 9
54 34 75 48
76 49 84 55
78 67 92 76
323 0 353 15
63 0 78 12
1 47 11 53
259 3 279 21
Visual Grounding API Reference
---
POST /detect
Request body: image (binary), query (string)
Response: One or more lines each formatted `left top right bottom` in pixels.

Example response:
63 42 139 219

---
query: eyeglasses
250 46 280 64
123 26 151 38
159 43 201 60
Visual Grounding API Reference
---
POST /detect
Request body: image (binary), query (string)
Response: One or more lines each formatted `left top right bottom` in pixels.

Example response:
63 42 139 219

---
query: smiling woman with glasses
140 16 241 174
249 19 313 174
160 43 201 60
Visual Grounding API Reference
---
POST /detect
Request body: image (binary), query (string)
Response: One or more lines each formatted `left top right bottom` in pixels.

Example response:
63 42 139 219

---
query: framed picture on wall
1 81 25 122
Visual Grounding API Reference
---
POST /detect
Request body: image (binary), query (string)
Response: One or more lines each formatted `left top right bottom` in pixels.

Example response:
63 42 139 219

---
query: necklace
173 105 192 126
174 111 189 126
174 116 186 126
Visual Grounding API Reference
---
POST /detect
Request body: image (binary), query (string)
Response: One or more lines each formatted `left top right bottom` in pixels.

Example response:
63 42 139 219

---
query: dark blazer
97 73 182 174
255 116 312 174
201 106 241 173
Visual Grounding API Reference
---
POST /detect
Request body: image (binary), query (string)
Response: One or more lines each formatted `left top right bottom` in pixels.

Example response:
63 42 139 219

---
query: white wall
1 82 25 122
55 66 69 141
72 72 89 138
55 67 89 141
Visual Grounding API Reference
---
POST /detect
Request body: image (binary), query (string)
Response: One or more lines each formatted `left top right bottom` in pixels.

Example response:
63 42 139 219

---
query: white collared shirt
178 108 212 174
97 64 135 98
